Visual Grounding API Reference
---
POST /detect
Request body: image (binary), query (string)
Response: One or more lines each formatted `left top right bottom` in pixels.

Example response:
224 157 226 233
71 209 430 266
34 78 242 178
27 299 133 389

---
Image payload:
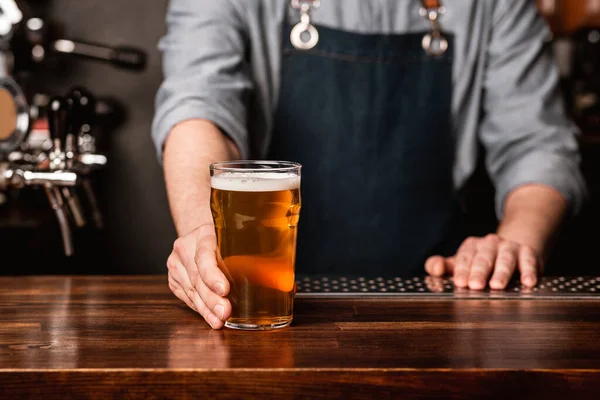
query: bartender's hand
167 223 232 329
425 184 569 290
163 118 240 329
425 234 542 290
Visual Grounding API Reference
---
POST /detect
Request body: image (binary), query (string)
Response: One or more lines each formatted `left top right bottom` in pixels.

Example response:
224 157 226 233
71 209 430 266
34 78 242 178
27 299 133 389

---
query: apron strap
290 0 321 50
289 0 449 56
420 0 448 56
422 0 442 9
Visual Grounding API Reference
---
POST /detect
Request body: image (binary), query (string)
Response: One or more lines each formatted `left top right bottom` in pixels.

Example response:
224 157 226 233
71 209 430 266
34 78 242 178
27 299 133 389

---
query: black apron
268 18 464 277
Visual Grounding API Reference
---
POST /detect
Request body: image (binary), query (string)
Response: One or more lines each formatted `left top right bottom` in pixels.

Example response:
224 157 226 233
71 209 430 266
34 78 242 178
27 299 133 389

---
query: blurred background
0 0 598 276
0 0 173 274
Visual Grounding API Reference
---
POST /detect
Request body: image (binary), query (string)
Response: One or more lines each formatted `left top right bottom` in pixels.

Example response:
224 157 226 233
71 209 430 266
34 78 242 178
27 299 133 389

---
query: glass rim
210 160 301 173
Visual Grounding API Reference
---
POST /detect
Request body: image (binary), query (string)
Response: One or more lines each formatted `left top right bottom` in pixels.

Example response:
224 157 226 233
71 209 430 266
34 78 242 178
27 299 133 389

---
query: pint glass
210 161 301 330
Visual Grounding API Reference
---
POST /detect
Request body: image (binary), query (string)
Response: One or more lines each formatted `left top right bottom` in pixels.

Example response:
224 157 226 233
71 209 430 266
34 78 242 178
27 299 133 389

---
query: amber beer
210 161 301 330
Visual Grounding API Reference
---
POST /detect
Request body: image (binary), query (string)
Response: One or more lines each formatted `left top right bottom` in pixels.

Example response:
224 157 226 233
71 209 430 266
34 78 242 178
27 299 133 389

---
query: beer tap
0 166 77 189
46 95 78 255
47 96 68 170
47 95 86 228
0 104 79 257
67 86 105 229
68 86 99 159
62 95 87 228
0 2 140 260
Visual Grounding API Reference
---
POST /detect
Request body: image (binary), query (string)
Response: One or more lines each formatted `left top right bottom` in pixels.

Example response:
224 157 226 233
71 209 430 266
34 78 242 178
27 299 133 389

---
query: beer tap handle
21 170 78 186
52 39 147 71
45 96 87 230
47 96 69 152
67 87 86 133
0 165 78 189
60 93 87 228
67 87 104 229
47 94 87 227
68 86 96 135
64 95 78 160
68 86 98 157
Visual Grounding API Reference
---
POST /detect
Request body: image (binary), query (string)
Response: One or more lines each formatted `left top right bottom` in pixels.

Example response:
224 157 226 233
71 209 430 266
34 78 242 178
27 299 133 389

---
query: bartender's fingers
453 238 477 288
171 282 224 329
488 241 519 290
425 256 445 276
168 275 197 312
467 235 499 290
196 275 232 323
518 245 539 288
425 256 455 276
194 236 230 298
168 254 225 329
444 257 456 275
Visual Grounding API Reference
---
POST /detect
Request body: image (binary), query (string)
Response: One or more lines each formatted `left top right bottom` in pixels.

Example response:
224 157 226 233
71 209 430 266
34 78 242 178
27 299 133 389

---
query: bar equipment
294 275 600 299
0 89 107 256
0 0 145 257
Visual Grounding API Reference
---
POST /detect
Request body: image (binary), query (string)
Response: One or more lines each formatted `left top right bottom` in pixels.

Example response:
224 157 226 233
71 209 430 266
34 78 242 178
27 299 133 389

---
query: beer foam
211 172 300 192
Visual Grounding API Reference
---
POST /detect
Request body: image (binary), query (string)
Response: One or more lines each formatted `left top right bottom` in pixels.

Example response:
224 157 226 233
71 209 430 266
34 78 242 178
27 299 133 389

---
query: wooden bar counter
2 275 600 399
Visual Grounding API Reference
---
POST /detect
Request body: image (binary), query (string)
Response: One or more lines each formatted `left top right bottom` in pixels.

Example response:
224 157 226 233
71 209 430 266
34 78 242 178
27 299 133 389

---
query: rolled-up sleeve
479 0 587 218
152 0 252 161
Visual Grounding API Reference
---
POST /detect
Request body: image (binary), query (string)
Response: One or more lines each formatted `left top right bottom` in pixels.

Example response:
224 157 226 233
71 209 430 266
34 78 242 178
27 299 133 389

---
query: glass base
225 318 292 331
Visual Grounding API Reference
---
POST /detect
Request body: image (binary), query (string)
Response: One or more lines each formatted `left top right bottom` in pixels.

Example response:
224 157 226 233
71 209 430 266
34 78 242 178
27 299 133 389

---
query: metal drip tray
294 275 600 299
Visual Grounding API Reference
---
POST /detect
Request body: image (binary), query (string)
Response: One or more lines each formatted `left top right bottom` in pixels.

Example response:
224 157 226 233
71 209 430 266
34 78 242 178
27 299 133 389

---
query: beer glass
210 161 301 330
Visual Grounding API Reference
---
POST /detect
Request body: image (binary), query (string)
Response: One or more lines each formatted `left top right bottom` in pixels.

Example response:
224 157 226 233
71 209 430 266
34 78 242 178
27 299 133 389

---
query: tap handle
77 153 107 168
47 95 69 149
65 92 80 137
52 39 147 71
68 86 96 135
23 170 78 186
2 167 78 188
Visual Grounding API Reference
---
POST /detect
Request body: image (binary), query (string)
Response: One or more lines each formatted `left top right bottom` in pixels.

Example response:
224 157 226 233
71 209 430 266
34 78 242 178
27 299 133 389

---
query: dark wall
36 0 175 273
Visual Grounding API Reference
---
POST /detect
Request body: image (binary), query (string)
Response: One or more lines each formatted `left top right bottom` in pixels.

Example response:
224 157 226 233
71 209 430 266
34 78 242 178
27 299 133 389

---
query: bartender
152 0 586 328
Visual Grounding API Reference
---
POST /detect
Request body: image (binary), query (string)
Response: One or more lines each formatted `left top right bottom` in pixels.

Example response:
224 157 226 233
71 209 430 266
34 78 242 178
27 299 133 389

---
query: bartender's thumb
195 240 230 297
189 224 230 297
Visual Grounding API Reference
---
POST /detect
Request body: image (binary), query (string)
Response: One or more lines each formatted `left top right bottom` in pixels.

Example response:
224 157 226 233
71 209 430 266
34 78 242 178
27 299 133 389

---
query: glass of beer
210 161 301 330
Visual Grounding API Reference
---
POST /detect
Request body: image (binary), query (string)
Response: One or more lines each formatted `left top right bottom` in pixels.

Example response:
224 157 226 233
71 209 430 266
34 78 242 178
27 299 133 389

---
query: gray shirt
152 0 587 217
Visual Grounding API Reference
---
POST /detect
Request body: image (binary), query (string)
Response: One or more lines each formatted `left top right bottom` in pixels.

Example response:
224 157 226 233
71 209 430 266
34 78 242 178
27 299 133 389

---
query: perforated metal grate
294 276 600 299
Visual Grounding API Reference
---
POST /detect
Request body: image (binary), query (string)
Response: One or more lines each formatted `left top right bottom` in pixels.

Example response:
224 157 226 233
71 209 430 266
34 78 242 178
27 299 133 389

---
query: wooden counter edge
1 369 599 399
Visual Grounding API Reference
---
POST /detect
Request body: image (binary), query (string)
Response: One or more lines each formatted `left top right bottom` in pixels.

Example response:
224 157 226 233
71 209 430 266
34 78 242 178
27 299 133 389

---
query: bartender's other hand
425 234 541 290
166 223 231 329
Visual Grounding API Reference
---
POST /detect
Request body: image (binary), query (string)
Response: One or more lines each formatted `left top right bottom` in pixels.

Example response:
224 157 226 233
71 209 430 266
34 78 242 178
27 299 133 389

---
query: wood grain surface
2 275 600 399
